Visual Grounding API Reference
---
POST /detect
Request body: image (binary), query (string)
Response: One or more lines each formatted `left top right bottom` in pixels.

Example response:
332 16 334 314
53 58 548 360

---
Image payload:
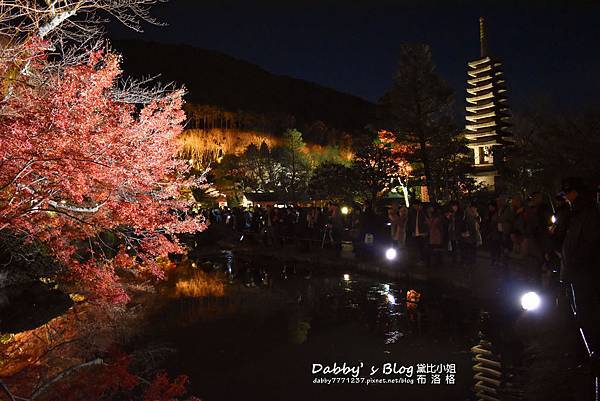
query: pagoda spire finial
479 16 488 58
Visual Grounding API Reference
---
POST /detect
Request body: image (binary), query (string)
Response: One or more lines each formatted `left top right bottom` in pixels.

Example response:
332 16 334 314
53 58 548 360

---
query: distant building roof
244 192 281 203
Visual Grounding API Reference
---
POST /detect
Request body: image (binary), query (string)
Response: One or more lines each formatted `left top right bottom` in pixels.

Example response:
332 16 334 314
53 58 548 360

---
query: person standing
485 202 503 266
398 206 408 248
447 201 464 265
328 203 345 255
496 195 514 267
408 201 429 266
426 204 443 267
461 203 482 267
388 203 407 248
560 177 600 352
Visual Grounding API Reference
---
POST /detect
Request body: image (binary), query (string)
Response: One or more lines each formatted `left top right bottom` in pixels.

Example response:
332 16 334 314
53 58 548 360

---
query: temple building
465 17 513 190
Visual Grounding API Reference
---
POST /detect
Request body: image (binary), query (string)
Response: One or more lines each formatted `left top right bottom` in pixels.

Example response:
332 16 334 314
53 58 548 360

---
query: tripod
321 224 334 248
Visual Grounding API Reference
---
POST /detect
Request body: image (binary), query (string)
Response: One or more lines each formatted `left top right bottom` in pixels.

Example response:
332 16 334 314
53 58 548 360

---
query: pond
143 251 480 401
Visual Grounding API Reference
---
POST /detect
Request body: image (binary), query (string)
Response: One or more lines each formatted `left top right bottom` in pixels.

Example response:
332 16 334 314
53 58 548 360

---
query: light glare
385 248 397 260
521 291 541 311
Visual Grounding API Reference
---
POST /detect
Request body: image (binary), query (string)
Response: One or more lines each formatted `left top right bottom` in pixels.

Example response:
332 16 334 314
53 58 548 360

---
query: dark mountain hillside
112 40 375 134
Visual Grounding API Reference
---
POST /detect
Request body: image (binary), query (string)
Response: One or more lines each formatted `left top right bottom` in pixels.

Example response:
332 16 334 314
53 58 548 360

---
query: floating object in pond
406 289 421 310
385 330 404 344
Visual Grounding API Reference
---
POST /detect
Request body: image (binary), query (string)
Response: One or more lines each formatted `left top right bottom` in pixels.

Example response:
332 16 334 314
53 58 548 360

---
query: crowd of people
200 178 599 286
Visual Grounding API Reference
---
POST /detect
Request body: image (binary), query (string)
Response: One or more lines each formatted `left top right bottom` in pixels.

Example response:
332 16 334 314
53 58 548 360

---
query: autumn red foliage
377 129 413 178
0 43 204 302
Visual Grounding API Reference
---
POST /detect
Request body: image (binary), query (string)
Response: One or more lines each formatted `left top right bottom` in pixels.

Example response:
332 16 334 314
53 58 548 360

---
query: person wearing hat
560 177 600 353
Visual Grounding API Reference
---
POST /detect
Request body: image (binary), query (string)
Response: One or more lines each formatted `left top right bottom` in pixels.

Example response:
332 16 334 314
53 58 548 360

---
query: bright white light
386 293 396 305
383 284 390 293
385 248 397 260
191 262 197 268
521 291 541 311
343 274 350 281
551 215 557 224
341 206 349 215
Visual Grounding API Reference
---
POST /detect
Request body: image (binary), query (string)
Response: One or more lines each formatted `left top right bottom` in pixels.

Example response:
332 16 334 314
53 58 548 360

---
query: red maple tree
377 129 413 178
0 43 204 302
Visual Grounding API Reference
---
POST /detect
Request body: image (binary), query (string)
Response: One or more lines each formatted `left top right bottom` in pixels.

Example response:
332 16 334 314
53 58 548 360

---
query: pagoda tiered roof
464 18 512 150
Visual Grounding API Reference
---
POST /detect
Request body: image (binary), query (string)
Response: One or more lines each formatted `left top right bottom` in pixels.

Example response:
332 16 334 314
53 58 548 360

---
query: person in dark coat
407 200 429 266
484 202 503 266
560 177 600 352
447 201 464 265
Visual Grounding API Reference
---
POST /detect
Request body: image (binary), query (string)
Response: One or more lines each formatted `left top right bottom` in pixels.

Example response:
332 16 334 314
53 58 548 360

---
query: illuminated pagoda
465 17 513 190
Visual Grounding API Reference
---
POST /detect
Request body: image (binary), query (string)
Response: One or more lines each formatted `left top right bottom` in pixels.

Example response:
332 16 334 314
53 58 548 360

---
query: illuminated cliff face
178 128 355 170
178 128 277 168
465 17 513 189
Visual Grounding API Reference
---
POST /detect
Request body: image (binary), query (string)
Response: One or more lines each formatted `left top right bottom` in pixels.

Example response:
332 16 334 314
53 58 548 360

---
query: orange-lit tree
352 131 412 202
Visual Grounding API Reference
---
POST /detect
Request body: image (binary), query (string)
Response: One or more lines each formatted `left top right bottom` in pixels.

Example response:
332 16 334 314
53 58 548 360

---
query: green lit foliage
274 129 312 201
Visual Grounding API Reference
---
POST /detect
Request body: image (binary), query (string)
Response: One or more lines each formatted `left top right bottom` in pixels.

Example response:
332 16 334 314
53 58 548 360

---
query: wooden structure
465 17 513 190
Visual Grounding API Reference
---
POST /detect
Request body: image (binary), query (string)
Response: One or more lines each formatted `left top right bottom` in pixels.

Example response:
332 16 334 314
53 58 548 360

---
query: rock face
0 281 73 333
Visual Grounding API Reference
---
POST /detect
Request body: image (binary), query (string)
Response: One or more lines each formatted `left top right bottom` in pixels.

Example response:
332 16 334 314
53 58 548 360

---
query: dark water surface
145 252 479 401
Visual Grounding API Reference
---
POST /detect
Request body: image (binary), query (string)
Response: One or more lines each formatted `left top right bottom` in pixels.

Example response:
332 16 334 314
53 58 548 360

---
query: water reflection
182 253 455 346
153 252 477 401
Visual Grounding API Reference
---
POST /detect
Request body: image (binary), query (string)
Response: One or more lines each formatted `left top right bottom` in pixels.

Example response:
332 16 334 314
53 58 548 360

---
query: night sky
108 0 600 110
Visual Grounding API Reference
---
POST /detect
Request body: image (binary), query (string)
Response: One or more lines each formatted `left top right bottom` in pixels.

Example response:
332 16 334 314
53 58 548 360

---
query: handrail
566 282 599 401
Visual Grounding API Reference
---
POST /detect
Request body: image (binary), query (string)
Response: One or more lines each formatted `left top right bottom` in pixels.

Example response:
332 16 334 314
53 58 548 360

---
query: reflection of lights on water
343 274 350 281
520 291 541 311
341 206 349 215
383 284 390 293
551 215 557 224
385 248 397 260
386 293 396 305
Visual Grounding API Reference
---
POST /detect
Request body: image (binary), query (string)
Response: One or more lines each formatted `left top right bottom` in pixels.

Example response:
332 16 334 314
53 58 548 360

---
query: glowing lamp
341 206 349 215
385 248 397 260
551 215 557 224
343 274 350 281
520 291 541 311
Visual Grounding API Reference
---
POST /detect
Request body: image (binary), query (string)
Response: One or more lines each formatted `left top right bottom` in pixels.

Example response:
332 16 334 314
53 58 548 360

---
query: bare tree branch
29 357 104 400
